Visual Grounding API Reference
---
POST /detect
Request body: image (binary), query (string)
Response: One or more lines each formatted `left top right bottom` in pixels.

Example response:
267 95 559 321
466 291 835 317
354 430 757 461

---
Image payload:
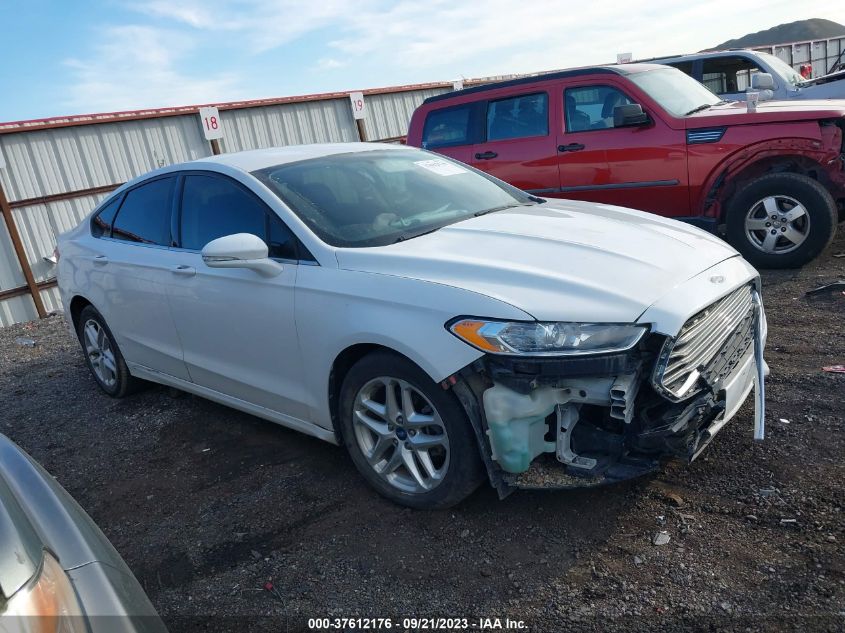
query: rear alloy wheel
339 352 484 509
77 305 142 398
726 172 837 269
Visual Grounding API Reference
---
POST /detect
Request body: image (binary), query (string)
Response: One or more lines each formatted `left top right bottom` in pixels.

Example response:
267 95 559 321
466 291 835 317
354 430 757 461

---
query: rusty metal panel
0 116 211 203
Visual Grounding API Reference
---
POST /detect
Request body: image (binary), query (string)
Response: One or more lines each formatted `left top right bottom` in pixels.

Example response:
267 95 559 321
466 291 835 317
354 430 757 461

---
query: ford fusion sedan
56 144 767 509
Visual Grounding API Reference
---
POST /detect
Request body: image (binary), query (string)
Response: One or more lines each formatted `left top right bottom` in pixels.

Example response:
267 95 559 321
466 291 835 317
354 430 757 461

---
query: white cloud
315 57 347 70
62 25 242 112
132 0 364 52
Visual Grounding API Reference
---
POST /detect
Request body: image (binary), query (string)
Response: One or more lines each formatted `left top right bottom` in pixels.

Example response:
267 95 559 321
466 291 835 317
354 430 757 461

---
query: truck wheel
726 172 837 269
339 351 484 509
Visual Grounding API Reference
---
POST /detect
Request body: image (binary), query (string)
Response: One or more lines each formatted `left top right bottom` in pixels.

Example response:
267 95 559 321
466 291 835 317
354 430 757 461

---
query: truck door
554 81 690 218
469 90 560 194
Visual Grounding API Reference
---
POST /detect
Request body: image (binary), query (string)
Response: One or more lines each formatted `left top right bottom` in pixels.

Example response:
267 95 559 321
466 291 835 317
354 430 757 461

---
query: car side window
422 105 471 148
111 178 175 245
701 56 763 93
268 213 298 260
179 174 300 260
564 86 633 132
486 92 548 141
91 196 121 238
180 175 268 251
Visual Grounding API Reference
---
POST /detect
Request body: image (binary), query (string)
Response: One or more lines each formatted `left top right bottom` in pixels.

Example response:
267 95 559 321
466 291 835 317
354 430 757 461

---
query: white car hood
335 200 739 323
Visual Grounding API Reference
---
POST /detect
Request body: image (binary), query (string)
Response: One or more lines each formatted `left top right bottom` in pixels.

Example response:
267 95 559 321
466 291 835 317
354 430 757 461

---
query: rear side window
422 106 471 148
91 196 121 238
486 92 548 141
666 61 694 76
111 178 175 245
179 174 299 260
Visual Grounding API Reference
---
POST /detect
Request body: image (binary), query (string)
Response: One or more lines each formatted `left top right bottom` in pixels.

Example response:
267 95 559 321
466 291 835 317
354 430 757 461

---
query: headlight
449 319 647 356
2 550 86 632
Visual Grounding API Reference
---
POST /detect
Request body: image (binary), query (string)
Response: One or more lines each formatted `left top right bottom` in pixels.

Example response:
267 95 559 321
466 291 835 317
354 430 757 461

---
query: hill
708 18 845 50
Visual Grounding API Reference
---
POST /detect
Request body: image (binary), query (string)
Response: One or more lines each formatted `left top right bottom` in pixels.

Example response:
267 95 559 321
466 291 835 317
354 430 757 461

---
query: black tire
339 351 485 509
725 172 837 269
76 305 143 398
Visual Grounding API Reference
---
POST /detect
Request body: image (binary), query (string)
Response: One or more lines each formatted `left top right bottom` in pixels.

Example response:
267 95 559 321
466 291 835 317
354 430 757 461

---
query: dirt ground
1 234 844 632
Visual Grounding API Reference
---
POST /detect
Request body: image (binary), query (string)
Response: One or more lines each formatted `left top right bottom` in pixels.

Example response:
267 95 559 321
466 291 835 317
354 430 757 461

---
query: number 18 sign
199 106 224 140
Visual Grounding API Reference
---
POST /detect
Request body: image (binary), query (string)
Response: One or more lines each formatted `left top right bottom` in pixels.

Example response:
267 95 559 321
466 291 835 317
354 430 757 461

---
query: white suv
57 143 767 508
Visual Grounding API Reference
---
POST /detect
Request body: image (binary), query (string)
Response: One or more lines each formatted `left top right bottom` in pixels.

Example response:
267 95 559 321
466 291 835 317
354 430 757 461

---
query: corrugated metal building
0 82 452 326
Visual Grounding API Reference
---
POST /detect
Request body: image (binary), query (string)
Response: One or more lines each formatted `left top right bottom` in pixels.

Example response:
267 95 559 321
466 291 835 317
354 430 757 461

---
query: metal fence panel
219 99 359 152
364 88 450 140
0 294 36 327
0 116 211 203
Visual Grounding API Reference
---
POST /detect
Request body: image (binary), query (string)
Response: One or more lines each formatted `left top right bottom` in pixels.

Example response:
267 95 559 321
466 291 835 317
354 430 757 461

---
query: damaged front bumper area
452 284 767 494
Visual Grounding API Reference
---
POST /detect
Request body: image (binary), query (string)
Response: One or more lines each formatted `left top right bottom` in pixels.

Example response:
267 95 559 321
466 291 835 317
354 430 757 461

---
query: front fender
294 266 533 430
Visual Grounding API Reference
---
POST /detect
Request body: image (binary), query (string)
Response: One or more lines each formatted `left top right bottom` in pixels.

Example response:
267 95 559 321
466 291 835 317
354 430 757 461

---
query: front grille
652 285 755 401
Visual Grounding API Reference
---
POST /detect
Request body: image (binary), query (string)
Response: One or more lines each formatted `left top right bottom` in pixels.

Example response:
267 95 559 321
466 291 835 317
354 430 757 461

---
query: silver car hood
335 200 739 323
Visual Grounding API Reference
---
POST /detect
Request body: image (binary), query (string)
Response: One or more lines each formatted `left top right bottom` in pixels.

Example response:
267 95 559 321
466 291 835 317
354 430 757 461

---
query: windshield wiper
474 202 531 217
393 226 444 244
684 103 714 116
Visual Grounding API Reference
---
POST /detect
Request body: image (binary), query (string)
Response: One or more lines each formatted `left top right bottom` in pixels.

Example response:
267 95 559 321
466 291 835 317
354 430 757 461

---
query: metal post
210 139 222 155
0 180 47 318
355 118 368 142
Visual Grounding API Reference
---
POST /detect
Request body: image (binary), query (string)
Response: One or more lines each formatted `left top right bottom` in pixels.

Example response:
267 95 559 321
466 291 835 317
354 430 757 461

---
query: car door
88 176 191 380
419 102 479 165
165 172 310 421
555 82 690 218
470 90 560 194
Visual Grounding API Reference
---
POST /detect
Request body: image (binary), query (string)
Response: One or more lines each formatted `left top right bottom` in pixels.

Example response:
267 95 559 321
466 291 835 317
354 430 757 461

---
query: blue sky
0 0 841 122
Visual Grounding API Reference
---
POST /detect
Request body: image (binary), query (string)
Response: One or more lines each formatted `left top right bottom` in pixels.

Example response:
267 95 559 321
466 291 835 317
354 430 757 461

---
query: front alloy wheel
339 352 484 509
744 194 809 255
726 172 837 269
352 376 450 493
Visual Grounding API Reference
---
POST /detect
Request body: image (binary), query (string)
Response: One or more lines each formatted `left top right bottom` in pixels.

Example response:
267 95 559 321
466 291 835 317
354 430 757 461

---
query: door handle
558 143 585 152
474 151 498 160
93 255 109 266
172 265 196 277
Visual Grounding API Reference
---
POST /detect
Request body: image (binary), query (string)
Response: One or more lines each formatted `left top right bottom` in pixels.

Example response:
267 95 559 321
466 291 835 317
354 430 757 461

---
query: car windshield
756 52 806 86
253 149 533 247
629 67 722 117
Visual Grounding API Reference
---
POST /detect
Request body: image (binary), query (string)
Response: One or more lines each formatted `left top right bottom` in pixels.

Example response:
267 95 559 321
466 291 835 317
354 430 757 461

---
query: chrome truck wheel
744 195 809 255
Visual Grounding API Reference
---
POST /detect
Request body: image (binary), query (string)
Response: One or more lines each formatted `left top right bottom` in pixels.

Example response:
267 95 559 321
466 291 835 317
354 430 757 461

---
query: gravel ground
1 234 844 632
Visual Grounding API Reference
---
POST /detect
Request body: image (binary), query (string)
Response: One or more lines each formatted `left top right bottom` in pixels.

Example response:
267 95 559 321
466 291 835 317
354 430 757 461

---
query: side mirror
751 73 774 90
613 103 649 128
201 233 283 277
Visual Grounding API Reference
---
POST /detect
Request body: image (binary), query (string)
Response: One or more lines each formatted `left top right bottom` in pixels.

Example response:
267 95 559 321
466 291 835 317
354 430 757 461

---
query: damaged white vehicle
57 144 767 509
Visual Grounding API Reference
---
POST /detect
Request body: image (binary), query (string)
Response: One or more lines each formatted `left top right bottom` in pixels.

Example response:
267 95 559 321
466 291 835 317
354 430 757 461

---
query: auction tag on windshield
414 159 468 176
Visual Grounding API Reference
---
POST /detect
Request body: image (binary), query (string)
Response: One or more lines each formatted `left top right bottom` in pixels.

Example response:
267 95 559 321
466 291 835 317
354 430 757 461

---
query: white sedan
57 143 767 508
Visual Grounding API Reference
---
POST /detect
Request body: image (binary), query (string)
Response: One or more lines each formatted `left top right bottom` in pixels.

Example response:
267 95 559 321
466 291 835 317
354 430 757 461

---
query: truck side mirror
751 73 774 91
613 103 649 128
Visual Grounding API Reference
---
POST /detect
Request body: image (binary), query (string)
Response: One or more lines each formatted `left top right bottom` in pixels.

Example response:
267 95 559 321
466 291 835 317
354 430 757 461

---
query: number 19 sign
349 92 366 120
199 106 224 140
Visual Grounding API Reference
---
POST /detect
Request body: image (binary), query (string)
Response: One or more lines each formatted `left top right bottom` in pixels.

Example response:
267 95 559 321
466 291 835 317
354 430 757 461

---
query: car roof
644 49 765 64
195 142 410 172
422 63 668 104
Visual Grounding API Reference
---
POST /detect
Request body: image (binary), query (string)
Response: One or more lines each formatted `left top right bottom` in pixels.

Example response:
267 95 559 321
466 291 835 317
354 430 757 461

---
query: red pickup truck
407 64 845 268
